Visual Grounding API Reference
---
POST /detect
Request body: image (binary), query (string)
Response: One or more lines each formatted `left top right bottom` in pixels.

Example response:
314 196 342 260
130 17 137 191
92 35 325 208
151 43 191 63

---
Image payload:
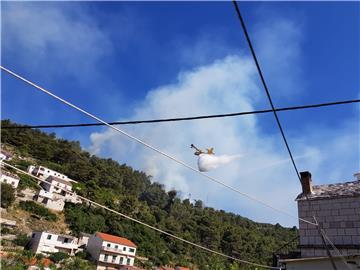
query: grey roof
296 180 360 201
46 176 72 186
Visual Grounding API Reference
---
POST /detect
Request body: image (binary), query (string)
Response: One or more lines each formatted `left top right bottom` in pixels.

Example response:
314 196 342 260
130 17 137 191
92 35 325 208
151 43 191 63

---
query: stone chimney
300 171 313 195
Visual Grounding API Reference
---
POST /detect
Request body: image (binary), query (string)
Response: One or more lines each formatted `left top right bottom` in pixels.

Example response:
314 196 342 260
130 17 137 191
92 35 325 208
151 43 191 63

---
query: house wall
87 235 103 261
32 166 69 181
0 173 20 188
284 256 360 270
87 235 136 268
36 191 65 211
298 196 360 257
29 232 78 255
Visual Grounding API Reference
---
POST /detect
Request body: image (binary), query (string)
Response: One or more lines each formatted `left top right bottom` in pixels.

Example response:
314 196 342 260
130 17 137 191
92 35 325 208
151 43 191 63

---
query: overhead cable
1 99 359 129
232 1 301 181
0 66 317 226
1 161 282 270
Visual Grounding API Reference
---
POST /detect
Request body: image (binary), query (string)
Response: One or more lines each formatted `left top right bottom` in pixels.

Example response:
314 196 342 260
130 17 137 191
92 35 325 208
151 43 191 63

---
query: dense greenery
1 120 299 269
13 233 31 247
19 201 58 221
49 252 70 263
18 173 40 190
1 183 16 208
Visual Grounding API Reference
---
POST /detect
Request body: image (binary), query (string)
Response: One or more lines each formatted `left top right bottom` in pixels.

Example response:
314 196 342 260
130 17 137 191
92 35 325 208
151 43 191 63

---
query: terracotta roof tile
96 232 136 248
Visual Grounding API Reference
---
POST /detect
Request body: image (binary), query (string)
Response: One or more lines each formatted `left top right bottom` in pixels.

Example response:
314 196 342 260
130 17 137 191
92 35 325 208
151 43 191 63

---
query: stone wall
298 196 360 258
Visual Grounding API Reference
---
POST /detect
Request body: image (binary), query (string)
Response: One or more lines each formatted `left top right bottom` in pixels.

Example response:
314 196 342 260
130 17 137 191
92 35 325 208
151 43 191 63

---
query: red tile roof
96 232 137 248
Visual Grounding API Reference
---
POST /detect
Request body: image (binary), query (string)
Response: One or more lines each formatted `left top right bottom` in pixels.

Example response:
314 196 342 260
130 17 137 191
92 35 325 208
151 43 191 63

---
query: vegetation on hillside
1 120 298 269
19 201 58 222
1 183 16 208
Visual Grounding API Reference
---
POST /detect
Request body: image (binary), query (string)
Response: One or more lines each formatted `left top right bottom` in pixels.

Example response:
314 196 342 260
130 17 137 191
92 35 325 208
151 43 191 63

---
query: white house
29 231 79 255
41 176 73 195
0 171 20 188
34 190 65 211
87 232 137 270
27 165 77 183
0 151 13 161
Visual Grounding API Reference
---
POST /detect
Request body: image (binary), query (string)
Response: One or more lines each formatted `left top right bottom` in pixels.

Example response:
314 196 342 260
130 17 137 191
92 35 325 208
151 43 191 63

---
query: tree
1 183 15 208
49 252 70 263
60 257 95 270
14 233 30 246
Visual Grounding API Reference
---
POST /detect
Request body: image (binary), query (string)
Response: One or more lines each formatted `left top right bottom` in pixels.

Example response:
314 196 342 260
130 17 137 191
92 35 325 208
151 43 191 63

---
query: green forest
1 119 298 269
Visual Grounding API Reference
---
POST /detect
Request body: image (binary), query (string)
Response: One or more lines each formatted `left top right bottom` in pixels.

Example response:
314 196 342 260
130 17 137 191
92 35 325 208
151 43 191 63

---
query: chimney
300 171 313 195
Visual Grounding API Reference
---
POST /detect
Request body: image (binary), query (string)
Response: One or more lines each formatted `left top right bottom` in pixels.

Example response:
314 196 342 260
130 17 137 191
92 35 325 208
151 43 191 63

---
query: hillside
1 119 299 269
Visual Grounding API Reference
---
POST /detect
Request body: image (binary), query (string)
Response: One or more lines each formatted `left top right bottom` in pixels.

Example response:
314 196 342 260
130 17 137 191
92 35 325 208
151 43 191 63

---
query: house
34 190 65 211
77 232 92 253
40 176 73 195
0 171 20 188
29 231 79 255
27 165 77 183
279 171 360 270
0 151 13 161
87 232 137 270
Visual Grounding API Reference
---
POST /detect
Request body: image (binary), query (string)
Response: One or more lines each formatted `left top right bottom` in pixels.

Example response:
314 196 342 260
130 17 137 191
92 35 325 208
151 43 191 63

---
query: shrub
19 201 58 221
14 233 31 246
1 183 15 208
49 252 70 263
18 174 39 190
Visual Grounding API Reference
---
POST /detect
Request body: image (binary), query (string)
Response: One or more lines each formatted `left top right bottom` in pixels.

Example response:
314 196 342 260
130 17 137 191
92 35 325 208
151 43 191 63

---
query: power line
0 65 317 227
1 161 283 270
1 99 359 129
320 228 353 270
232 1 301 182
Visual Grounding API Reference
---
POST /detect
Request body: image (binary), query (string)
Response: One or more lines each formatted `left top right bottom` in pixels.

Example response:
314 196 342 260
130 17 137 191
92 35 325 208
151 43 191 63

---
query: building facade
0 171 20 188
87 232 137 270
280 171 360 270
34 190 66 211
29 231 79 255
28 165 69 181
40 176 73 194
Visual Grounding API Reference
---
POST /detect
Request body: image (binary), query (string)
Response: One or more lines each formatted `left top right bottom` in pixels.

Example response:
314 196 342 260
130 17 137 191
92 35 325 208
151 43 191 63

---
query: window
115 245 118 249
112 255 117 263
32 233 35 238
127 258 131 265
107 243 111 248
104 254 108 262
64 238 69 243
129 248 135 253
47 234 52 240
123 247 126 251
120 257 124 264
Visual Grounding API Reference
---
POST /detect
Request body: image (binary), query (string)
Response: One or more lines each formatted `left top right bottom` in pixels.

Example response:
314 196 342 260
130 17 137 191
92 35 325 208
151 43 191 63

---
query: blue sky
1 1 359 227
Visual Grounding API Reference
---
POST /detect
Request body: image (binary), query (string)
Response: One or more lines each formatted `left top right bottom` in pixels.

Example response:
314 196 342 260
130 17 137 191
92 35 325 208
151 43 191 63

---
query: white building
0 171 20 188
0 151 13 161
87 232 137 270
34 190 66 211
41 176 73 195
29 231 79 255
27 165 77 183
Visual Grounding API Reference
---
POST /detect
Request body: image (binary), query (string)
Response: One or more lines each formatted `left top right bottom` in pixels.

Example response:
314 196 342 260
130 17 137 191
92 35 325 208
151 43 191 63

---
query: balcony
101 246 125 254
